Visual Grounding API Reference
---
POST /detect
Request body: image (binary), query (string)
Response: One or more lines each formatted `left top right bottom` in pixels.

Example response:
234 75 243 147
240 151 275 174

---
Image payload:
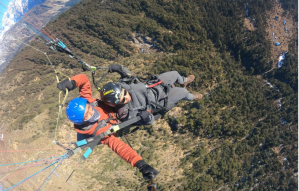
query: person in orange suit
57 74 159 180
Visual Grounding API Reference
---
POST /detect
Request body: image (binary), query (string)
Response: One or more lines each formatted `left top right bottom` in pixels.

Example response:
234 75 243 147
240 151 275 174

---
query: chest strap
92 120 108 136
92 113 118 136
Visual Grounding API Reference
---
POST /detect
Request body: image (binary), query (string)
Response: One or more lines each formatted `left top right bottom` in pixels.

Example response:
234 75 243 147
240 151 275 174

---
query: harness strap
146 80 171 110
161 82 171 108
92 114 119 136
143 75 171 107
118 76 140 84
129 105 147 111
93 71 109 90
75 116 118 137
105 113 119 125
146 81 163 88
92 120 107 137
73 116 142 149
94 131 110 140
66 107 166 160
149 101 164 109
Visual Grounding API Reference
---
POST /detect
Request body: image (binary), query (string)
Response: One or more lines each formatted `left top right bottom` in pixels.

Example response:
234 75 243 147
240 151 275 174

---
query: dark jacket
110 65 168 125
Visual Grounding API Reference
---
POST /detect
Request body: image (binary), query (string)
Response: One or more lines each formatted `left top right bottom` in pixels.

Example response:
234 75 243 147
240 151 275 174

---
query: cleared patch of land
265 2 298 68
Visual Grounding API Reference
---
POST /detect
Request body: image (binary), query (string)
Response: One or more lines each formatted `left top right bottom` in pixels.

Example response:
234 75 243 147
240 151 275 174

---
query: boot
192 93 203 101
183 75 195 87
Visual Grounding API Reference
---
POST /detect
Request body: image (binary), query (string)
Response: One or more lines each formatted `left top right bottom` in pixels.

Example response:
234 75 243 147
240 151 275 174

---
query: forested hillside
0 0 297 190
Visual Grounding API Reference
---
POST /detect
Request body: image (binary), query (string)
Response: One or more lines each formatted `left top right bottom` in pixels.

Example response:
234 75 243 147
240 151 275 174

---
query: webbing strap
95 131 109 140
68 108 165 160
117 116 141 128
72 117 141 152
84 109 164 145
95 71 109 89
146 81 163 88
92 120 107 137
150 101 164 109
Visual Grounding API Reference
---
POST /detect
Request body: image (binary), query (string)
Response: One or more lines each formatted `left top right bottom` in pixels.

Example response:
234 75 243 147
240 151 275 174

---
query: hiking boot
192 93 203 101
183 75 195 87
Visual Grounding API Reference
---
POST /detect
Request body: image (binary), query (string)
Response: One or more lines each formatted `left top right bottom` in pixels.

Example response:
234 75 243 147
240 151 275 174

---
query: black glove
135 160 159 180
57 79 76 92
108 64 131 78
108 64 122 73
139 110 151 123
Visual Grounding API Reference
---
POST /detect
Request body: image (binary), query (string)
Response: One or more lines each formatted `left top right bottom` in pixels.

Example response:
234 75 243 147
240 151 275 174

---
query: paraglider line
36 156 66 191
0 142 56 182
0 147 62 153
0 156 63 183
3 156 66 191
0 155 64 167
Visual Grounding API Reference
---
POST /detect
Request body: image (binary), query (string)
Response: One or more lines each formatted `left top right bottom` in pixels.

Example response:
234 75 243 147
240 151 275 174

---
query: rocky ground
265 2 298 68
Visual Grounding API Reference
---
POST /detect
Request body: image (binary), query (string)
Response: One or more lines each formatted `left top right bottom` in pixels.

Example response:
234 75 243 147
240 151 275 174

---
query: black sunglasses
118 89 128 104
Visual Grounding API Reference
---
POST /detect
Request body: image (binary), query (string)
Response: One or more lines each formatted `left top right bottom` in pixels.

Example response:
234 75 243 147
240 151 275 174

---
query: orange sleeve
71 74 96 103
100 135 142 167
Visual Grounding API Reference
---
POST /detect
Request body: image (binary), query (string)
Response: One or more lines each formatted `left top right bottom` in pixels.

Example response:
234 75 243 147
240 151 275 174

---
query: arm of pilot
108 64 132 78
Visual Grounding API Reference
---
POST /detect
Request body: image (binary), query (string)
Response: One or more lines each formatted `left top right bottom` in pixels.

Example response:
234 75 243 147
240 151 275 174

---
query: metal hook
78 156 86 164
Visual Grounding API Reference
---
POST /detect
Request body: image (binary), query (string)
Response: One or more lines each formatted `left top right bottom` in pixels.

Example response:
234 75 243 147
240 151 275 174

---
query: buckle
108 125 120 133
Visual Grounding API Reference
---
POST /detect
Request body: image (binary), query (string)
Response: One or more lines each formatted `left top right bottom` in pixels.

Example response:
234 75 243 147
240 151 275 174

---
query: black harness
143 75 171 112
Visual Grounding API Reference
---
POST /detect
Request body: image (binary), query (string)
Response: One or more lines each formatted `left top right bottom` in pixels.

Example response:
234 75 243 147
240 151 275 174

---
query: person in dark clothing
100 64 202 125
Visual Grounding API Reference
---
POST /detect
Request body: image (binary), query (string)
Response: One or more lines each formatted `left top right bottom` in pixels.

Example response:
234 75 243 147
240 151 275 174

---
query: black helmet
100 82 122 106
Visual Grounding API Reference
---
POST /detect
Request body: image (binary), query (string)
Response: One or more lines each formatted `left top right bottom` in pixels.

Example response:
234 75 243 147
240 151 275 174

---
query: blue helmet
66 97 87 124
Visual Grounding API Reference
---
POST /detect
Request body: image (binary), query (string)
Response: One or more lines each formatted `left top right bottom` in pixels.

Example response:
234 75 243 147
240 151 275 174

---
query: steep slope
0 0 297 190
